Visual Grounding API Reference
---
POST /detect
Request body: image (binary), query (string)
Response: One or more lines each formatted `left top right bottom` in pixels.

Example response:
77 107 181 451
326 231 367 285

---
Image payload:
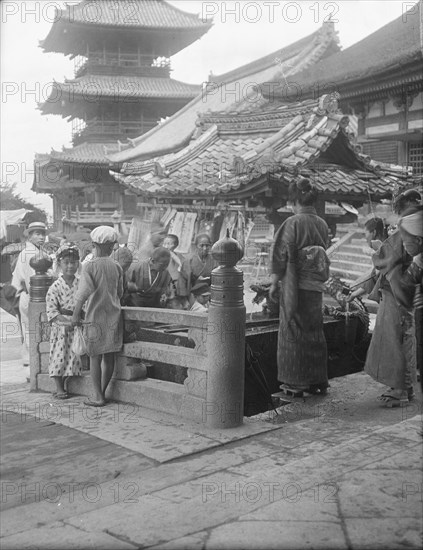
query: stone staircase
328 223 378 313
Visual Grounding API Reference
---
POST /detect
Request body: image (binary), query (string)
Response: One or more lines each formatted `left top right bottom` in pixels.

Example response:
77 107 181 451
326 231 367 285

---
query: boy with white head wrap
71 226 123 406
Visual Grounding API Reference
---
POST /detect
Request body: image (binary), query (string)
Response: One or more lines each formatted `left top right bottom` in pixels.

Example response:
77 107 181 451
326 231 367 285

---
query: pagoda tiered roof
111 94 416 202
108 21 341 164
39 75 201 118
265 1 423 101
41 0 212 56
34 143 121 192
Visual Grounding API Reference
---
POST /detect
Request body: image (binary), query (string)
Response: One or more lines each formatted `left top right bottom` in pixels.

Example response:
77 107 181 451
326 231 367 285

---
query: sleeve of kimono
46 281 60 323
372 232 405 275
271 219 297 278
353 267 378 294
177 257 191 297
74 262 96 306
127 262 142 288
117 264 124 299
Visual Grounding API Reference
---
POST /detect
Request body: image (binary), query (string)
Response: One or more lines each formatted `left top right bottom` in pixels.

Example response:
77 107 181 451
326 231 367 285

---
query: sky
0 0 416 217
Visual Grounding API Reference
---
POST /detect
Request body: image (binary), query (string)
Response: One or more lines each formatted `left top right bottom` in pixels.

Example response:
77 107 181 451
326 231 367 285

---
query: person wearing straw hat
11 221 49 371
72 226 123 407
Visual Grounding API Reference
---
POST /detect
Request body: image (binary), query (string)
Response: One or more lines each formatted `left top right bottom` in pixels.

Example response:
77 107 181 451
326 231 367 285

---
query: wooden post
205 231 246 428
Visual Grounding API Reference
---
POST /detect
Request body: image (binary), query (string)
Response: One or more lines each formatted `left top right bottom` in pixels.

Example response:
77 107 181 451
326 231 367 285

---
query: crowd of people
269 180 422 407
3 181 422 409
6 222 217 404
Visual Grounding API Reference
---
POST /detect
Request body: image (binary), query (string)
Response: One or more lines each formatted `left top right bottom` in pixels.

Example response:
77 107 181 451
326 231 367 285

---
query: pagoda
33 0 211 233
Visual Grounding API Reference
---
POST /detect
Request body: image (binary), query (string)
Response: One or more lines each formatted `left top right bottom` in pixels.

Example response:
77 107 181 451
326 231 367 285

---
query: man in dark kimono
177 234 218 297
124 247 171 308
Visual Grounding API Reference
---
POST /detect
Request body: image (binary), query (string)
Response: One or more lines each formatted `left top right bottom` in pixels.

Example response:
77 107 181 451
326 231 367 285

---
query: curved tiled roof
39 75 201 116
108 22 341 163
112 94 414 200
46 0 211 30
48 142 121 164
33 143 120 192
267 1 423 100
40 1 212 56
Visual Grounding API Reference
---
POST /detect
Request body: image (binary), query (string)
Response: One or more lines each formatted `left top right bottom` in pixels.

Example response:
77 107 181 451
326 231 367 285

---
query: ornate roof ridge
121 125 219 177
42 0 212 31
210 21 340 84
41 141 120 164
265 1 423 100
112 92 417 200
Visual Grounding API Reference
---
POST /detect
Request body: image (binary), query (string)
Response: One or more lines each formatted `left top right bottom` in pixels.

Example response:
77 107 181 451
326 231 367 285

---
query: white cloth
399 212 423 237
189 301 207 313
11 242 42 364
90 226 118 244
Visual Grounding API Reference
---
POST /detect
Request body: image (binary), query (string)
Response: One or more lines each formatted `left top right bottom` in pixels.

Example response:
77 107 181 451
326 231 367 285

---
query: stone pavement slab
0 522 139 550
344 518 422 550
35 418 420 549
1 411 421 549
1 387 282 463
202 520 349 550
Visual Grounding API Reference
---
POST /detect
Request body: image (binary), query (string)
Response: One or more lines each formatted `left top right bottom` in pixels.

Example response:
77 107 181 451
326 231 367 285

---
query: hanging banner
168 211 185 239
219 211 237 240
161 208 177 227
127 217 154 263
178 213 197 254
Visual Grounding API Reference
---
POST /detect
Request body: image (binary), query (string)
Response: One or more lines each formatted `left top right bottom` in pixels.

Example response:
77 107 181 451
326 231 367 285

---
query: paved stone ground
1 309 422 549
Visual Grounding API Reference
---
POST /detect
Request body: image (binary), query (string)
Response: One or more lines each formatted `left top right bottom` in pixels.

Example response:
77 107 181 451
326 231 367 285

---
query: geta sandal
84 400 106 407
55 393 70 400
378 394 409 408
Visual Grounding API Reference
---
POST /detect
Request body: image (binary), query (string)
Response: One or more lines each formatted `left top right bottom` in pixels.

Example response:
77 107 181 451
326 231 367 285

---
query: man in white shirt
189 282 211 313
11 222 48 370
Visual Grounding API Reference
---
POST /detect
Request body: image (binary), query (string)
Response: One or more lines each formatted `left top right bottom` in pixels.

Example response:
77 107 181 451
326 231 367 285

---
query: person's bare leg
101 352 115 399
86 355 105 404
52 376 65 396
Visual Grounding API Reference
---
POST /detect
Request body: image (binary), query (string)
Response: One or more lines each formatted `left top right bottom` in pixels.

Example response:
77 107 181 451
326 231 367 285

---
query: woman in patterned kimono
72 226 123 407
269 179 330 397
46 243 82 399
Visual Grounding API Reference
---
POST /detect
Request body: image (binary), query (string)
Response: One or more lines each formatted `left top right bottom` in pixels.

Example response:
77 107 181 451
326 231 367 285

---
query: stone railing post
205 230 246 428
28 256 53 391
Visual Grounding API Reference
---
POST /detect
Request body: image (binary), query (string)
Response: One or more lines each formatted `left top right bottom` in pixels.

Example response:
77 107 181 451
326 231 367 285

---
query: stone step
351 237 367 245
37 373 204 422
341 244 370 255
330 259 371 274
330 266 367 281
330 252 373 265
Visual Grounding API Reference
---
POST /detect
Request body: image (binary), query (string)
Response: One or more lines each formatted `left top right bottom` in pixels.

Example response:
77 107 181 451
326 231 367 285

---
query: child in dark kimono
72 226 123 407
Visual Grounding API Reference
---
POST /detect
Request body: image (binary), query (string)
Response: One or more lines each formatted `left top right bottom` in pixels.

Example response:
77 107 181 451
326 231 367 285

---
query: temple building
106 4 421 247
33 0 211 233
263 1 423 174
111 93 417 247
108 20 342 242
